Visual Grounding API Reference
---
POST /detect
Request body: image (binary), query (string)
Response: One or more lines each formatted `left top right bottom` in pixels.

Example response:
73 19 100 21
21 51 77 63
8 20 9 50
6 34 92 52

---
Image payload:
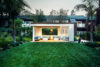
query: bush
80 32 100 41
80 32 90 40
16 36 21 42
94 32 100 41
74 36 78 41
85 42 100 48
0 32 13 48
23 37 32 42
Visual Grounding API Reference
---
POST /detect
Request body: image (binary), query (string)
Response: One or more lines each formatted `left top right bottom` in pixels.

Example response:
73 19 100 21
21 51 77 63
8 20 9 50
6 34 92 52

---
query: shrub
85 42 100 48
0 32 13 48
80 32 100 41
23 37 32 42
16 36 21 42
74 36 78 41
94 32 100 41
80 32 90 40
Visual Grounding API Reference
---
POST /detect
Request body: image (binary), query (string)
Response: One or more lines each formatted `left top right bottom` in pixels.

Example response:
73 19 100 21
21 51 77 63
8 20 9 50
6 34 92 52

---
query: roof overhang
30 24 74 27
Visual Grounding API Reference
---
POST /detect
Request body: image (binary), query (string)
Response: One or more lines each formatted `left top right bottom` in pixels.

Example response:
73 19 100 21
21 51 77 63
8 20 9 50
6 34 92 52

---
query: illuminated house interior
31 23 74 42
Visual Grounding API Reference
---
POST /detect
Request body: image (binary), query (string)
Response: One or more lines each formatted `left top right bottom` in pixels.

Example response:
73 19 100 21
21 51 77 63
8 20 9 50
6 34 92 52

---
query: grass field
0 42 100 67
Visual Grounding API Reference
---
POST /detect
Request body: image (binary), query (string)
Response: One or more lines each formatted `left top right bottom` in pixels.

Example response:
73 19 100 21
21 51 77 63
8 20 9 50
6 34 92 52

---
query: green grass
0 42 100 67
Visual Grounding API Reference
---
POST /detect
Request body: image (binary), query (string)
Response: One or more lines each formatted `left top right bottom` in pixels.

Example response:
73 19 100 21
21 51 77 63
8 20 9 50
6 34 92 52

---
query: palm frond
74 4 88 11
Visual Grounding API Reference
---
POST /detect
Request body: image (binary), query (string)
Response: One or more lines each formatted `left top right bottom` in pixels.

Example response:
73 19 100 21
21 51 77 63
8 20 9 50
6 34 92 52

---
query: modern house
30 23 74 42
46 15 96 35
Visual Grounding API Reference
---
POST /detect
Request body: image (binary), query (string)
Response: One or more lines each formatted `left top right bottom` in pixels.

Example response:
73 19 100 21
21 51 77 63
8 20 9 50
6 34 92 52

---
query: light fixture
50 28 53 32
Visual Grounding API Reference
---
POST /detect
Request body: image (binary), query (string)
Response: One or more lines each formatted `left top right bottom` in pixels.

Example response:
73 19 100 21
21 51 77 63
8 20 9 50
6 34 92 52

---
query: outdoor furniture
35 36 42 41
43 38 48 40
53 36 60 40
42 36 49 40
54 38 59 40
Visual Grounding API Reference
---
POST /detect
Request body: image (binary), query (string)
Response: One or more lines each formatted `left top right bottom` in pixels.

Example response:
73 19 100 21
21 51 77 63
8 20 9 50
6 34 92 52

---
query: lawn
0 42 100 67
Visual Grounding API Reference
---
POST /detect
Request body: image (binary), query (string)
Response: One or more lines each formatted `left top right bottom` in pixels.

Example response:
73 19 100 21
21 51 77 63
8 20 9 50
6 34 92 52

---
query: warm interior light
50 28 53 32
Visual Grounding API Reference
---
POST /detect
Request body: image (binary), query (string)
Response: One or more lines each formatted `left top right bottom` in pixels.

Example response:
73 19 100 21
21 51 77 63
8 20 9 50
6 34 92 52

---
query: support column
69 25 74 41
32 26 35 42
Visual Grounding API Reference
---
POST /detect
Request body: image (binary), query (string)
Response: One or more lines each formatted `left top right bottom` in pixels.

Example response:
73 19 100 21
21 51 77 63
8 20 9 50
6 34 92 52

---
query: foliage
0 42 100 67
33 15 38 23
16 36 21 42
2 0 30 16
0 0 30 42
15 18 23 28
85 42 100 48
74 36 78 41
80 32 100 41
74 0 96 18
80 32 90 40
33 9 46 22
49 9 68 23
33 15 46 22
23 37 32 42
95 25 100 33
0 32 13 48
74 0 96 42
94 25 100 41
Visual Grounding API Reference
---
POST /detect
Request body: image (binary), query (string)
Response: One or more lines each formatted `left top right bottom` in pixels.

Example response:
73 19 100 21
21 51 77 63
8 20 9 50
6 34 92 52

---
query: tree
0 0 6 26
15 18 23 41
74 0 96 42
57 9 68 23
33 9 46 22
2 0 30 42
49 9 68 23
83 0 100 25
49 10 57 23
96 0 100 25
71 10 75 16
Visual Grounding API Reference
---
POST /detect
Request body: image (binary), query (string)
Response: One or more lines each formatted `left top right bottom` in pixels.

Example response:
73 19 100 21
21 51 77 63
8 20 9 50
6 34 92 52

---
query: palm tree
3 0 30 42
96 0 100 25
83 0 100 25
74 0 96 42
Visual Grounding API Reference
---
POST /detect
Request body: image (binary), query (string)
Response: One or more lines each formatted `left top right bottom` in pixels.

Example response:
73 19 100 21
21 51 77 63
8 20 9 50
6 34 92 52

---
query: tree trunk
0 11 3 25
99 0 100 8
12 17 16 43
90 32 93 42
0 6 3 26
96 9 100 25
90 20 93 42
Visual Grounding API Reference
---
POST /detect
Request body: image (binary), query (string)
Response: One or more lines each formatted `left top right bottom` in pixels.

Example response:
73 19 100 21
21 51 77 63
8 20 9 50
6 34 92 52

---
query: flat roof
31 22 74 24
30 23 74 27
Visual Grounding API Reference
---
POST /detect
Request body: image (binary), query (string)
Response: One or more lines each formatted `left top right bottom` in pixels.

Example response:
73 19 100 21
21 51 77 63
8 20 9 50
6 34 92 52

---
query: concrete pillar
32 26 35 42
69 25 74 41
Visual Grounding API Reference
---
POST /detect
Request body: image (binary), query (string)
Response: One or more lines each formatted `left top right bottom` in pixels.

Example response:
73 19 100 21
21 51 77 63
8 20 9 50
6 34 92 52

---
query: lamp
50 28 53 32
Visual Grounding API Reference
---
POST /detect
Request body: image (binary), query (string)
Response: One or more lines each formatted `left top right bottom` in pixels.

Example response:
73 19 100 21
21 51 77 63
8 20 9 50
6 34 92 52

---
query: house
30 22 74 42
68 16 95 35
18 16 33 27
46 15 96 35
68 16 87 35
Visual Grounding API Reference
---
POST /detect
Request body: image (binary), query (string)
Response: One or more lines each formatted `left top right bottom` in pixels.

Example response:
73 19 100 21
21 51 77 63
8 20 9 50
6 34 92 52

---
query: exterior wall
57 27 60 36
68 24 74 41
32 26 35 41
60 26 69 36
34 27 42 36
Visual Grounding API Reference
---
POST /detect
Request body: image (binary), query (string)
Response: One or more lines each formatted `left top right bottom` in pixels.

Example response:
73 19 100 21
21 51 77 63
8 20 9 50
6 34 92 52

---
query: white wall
69 24 74 41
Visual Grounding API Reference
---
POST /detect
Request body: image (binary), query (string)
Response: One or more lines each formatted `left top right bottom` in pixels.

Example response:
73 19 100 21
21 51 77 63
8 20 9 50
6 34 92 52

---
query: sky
25 0 86 15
